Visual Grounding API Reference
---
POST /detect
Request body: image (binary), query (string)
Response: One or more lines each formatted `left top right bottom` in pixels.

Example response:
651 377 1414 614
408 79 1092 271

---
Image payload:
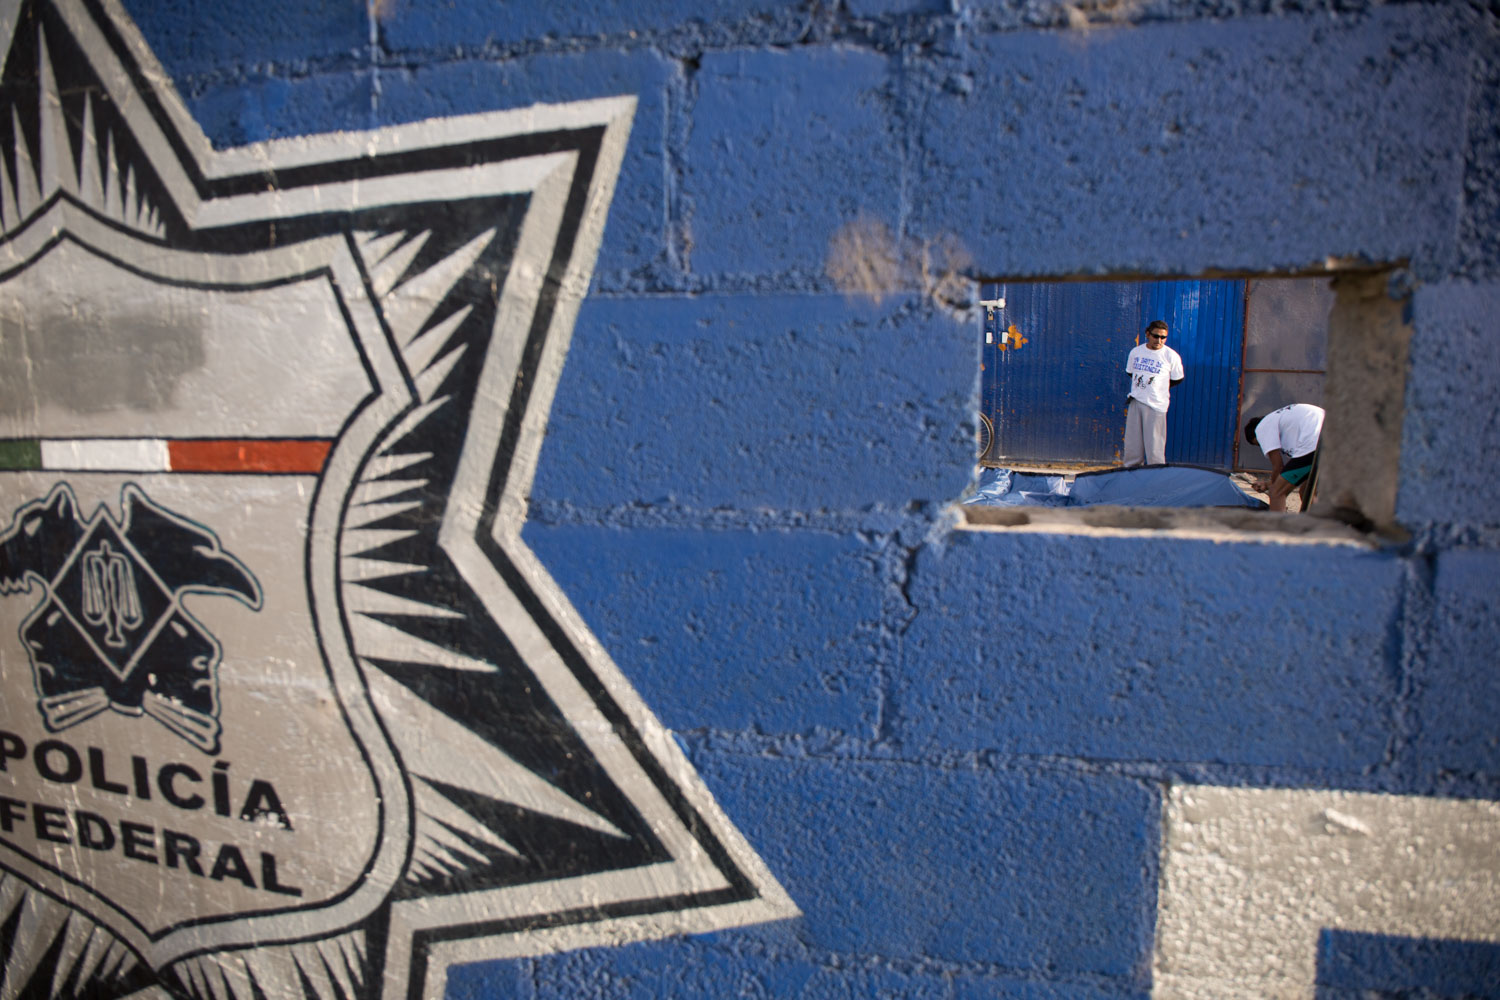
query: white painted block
1153 784 1500 999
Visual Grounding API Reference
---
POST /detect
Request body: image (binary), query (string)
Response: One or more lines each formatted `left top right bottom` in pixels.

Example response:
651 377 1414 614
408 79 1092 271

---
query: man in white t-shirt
1245 402 1325 512
1122 320 1185 467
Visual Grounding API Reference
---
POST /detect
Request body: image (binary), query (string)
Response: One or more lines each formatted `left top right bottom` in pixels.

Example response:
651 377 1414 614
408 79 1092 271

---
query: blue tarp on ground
965 465 1267 509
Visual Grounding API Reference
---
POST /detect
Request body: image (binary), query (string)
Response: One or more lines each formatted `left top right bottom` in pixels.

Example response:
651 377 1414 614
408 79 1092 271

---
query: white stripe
40 439 170 471
1153 784 1500 999
193 156 571 230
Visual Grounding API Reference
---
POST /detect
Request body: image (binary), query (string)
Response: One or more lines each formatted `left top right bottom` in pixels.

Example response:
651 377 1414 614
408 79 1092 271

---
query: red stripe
168 440 331 473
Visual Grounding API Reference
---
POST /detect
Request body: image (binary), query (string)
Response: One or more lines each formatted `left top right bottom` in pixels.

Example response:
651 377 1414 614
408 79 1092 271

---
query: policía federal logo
0 2 795 999
0 482 261 753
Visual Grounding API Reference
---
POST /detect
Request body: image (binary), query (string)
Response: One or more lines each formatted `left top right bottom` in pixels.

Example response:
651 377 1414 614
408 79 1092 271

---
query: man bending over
1245 403 1325 512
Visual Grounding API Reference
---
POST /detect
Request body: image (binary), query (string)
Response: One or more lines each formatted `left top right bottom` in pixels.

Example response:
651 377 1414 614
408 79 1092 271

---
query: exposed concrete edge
958 504 1378 547
1313 273 1411 531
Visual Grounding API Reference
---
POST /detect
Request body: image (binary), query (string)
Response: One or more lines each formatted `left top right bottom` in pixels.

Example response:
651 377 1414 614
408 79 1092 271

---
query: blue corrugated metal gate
1141 280 1246 467
981 279 1245 469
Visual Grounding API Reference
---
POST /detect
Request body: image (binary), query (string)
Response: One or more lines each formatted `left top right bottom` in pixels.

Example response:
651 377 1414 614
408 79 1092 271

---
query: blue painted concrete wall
128 1 1499 997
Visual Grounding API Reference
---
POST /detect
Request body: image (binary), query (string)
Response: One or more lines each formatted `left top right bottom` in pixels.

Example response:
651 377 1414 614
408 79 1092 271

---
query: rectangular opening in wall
965 270 1408 541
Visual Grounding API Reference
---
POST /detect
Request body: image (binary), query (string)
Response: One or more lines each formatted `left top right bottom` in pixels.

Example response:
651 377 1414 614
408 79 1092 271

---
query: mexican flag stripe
42 439 170 471
0 439 331 474
168 439 332 473
0 439 40 469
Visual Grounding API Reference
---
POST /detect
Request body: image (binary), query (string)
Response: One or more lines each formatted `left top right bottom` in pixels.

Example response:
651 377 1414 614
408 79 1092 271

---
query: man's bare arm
1263 448 1298 511
1254 449 1285 493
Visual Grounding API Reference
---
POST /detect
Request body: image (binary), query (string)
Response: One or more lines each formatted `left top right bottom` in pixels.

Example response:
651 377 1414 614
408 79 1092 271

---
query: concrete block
125 0 368 77
1316 929 1500 998
1397 282 1500 529
685 47 902 279
521 524 883 736
529 293 975 511
895 531 1403 770
526 938 953 998
1407 549 1500 781
693 751 1156 976
1456 17 1500 281
373 50 674 280
172 71 377 148
446 959 534 1000
846 0 950 17
911 8 1472 278
952 977 1145 1000
381 0 794 51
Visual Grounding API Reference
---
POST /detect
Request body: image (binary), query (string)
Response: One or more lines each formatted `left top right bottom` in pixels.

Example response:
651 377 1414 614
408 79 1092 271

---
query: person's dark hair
1244 416 1262 445
1145 320 1169 335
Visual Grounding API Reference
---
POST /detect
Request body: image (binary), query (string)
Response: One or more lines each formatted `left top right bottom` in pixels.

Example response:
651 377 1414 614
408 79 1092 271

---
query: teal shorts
1280 450 1316 486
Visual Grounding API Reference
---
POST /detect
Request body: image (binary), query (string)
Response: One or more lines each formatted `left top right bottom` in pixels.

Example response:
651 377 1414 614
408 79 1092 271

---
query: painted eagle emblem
0 483 261 753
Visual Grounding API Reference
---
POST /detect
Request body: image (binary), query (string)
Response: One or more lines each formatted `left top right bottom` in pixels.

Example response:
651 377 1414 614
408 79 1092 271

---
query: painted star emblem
0 2 794 998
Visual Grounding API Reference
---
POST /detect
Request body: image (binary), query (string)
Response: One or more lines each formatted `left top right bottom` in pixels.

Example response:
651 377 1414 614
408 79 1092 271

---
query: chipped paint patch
825 216 974 316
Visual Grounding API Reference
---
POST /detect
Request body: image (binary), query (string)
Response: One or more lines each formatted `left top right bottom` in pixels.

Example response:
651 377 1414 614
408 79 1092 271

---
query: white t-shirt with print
1255 403 1324 460
1125 343 1184 413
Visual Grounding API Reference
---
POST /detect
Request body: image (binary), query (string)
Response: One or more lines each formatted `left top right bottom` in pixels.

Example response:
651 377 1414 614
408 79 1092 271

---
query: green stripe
0 439 41 470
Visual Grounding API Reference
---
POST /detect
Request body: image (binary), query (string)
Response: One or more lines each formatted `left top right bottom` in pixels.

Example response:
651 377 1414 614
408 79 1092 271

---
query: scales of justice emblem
0 2 795 999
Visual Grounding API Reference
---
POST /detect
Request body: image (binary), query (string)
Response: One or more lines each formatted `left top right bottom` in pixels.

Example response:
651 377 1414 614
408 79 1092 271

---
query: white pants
1123 398 1167 466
